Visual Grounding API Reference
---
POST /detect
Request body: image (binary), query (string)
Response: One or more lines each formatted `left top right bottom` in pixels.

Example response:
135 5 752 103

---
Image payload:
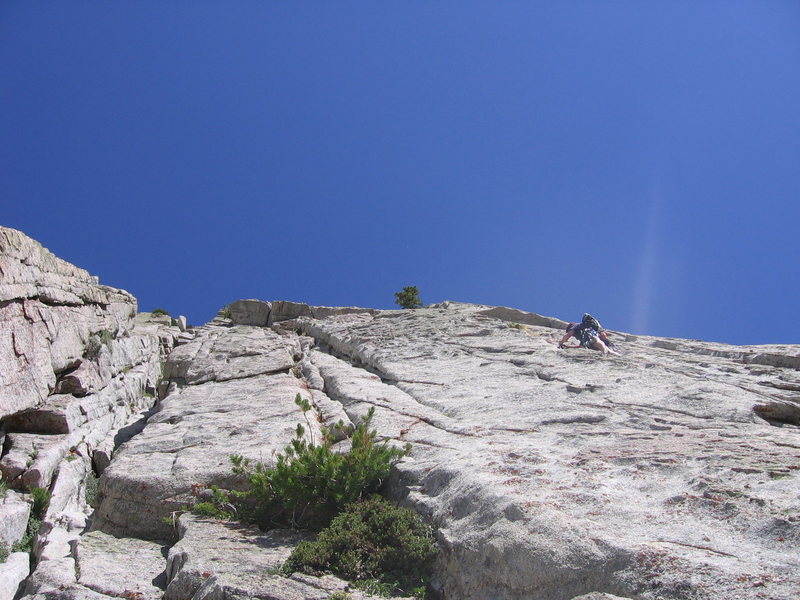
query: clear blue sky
2 2 799 345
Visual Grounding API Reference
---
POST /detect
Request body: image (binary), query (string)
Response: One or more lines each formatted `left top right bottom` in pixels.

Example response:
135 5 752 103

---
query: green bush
85 472 99 507
0 544 8 563
31 487 51 519
230 402 410 530
191 486 236 520
394 286 423 309
283 496 436 598
151 308 170 316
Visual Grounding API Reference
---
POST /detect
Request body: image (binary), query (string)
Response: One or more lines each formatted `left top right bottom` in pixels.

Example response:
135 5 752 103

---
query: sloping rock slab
300 307 800 600
164 324 299 385
76 531 167 600
91 373 319 541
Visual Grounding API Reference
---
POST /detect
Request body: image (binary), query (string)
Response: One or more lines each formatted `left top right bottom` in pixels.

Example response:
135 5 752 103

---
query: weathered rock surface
77 531 168 600
0 228 182 599
4 228 800 600
0 490 31 549
229 298 272 326
298 304 800 600
0 551 29 600
0 227 139 417
91 321 319 541
162 323 299 385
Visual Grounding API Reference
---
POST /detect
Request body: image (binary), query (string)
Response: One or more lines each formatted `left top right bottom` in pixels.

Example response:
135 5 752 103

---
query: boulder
229 299 271 326
268 300 312 326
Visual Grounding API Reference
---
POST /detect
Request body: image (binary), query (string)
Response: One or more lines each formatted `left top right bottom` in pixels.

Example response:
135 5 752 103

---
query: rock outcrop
2 226 799 600
0 227 183 598
299 306 800 599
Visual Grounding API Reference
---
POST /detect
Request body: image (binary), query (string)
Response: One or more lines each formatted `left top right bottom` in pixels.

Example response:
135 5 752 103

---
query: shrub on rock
229 405 411 530
394 286 423 309
283 495 436 598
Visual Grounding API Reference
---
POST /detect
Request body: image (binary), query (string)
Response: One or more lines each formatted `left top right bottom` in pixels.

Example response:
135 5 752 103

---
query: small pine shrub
283 496 436 598
219 305 232 319
394 286 423 310
151 308 170 317
230 405 410 530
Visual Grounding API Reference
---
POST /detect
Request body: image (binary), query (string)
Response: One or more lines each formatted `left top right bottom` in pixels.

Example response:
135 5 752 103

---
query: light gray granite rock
91 366 319 540
165 514 401 600
298 306 800 599
5 229 800 600
0 227 139 418
76 531 167 600
163 324 299 385
229 299 271 326
268 300 313 326
0 552 30 600
0 489 30 548
262 300 378 332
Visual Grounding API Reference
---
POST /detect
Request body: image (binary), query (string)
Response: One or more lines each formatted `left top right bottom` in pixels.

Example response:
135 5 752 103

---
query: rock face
0 227 181 599
299 306 800 600
2 227 799 600
0 227 139 417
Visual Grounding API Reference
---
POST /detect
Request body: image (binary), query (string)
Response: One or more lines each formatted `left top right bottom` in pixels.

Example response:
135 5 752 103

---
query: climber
558 313 620 356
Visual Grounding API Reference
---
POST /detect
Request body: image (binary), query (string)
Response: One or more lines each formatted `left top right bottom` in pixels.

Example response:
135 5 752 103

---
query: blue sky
2 2 799 345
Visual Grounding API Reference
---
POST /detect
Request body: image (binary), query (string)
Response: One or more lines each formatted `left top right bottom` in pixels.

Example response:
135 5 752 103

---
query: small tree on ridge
394 286 422 309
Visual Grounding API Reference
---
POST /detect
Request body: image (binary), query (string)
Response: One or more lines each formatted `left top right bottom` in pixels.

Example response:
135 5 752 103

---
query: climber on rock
559 313 620 356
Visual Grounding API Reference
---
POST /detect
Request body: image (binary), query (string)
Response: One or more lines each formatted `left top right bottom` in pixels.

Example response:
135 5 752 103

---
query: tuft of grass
190 486 236 520
85 329 115 358
31 487 51 519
